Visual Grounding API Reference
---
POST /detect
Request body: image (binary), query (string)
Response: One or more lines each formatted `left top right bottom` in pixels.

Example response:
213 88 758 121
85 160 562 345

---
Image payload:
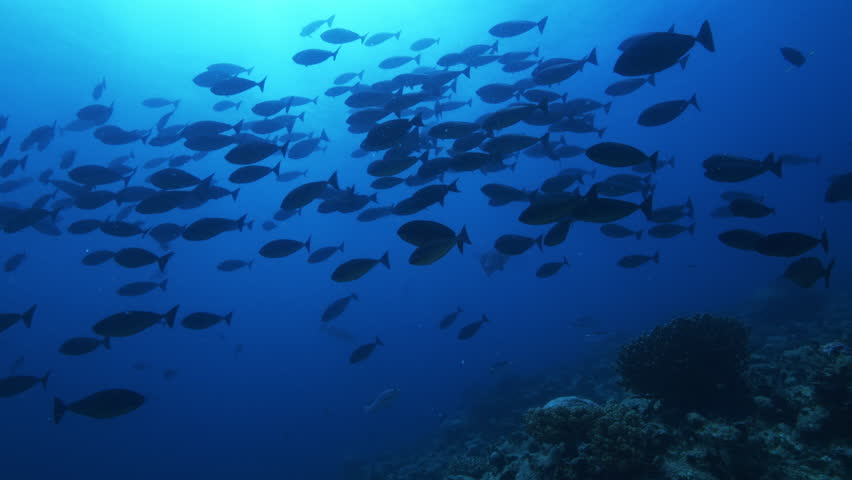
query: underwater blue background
1 1 850 478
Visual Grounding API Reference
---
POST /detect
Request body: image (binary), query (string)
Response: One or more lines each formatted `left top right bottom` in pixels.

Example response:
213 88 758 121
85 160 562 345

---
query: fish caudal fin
53 397 67 424
696 20 715 52
22 304 36 328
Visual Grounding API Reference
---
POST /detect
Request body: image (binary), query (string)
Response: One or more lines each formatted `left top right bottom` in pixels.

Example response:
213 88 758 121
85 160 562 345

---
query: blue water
1 1 850 478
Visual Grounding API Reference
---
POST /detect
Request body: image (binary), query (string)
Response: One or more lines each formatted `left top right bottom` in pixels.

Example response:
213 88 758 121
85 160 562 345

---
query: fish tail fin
696 20 715 52
53 397 66 424
647 73 656 87
224 312 233 326
821 229 829 253
272 161 281 177
320 129 329 142
19 156 27 170
668 156 676 168
649 151 660 172
490 40 499 54
237 214 248 231
448 179 460 192
232 119 244 134
158 252 175 272
358 70 365 80
597 127 606 138
236 101 242 110
164 305 179 328
255 76 267 93
636 229 643 240
328 171 340 189
231 188 240 201
678 54 690 70
339 242 345 252
305 235 312 253
245 67 254 76
160 279 168 292
688 223 696 236
540 132 550 146
537 16 548 33
535 235 543 251
640 194 654 219
762 153 782 178
686 196 695 218
103 336 111 350
604 101 612 114
481 314 489 323
351 292 359 301
825 258 835 288
375 336 384 346
689 93 700 111
586 47 598 66
537 98 549 112
411 113 425 127
462 66 471 79
379 251 390 269
653 251 660 264
369 192 378 203
414 54 421 65
395 30 401 40
123 168 136 188
327 14 335 27
280 141 290 158
457 226 471 253
41 370 51 390
22 305 36 328
333 47 341 61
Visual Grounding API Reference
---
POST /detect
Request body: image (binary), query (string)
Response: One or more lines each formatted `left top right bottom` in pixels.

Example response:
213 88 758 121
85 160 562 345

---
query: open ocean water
1 1 851 479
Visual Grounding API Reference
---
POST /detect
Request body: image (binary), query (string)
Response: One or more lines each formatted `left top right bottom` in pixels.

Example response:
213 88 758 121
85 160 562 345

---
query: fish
411 38 439 51
281 172 340 210
605 74 656 96
728 198 775 218
114 248 174 271
213 100 241 112
229 162 281 184
92 305 179 337
721 191 764 203
293 48 341 66
0 305 37 333
825 173 852 203
142 98 180 108
182 312 233 330
308 243 345 264
357 205 395 222
617 252 660 268
259 237 312 259
92 77 106 99
647 223 695 239
536 257 569 278
783 257 834 288
59 337 111 355
349 337 383 364
586 142 658 169
146 168 203 190
4 252 26 272
703 153 782 182
638 94 700 126
364 387 400 413
780 47 809 67
117 280 168 297
439 306 463 329
210 76 266 96
69 165 134 187
754 230 829 258
334 70 365 85
300 15 335 37
321 28 366 44
481 183 533 206
458 315 488 340
489 17 548 38
0 372 50 398
494 234 542 256
614 21 714 76
364 31 401 47
718 229 765 251
322 293 358 322
600 224 643 239
217 259 253 272
94 125 149 145
54 389 145 424
332 252 390 282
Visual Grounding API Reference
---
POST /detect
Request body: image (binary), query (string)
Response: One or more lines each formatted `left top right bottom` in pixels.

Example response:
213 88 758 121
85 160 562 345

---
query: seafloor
345 282 852 480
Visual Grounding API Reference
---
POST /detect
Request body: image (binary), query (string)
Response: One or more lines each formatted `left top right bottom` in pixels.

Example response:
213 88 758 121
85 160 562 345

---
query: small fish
536 257 569 278
117 279 168 297
182 312 233 330
59 337 110 356
617 252 659 268
780 47 810 67
54 389 145 424
322 293 358 322
332 252 390 282
349 337 383 364
4 252 26 272
439 306 463 329
458 315 489 340
638 94 699 127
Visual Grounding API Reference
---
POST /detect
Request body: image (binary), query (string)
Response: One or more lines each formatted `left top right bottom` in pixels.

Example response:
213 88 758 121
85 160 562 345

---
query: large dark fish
293 48 340 66
92 305 179 337
638 94 699 126
754 230 829 258
614 21 714 76
59 337 110 355
489 17 547 38
210 76 266 96
332 252 390 282
0 372 50 398
182 311 233 330
114 248 174 271
182 215 252 241
0 305 36 334
54 389 145 424
259 237 312 259
783 257 834 288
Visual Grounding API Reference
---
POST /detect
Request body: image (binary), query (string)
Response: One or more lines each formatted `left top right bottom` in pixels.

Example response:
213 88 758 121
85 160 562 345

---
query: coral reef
616 314 749 413
353 307 852 480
